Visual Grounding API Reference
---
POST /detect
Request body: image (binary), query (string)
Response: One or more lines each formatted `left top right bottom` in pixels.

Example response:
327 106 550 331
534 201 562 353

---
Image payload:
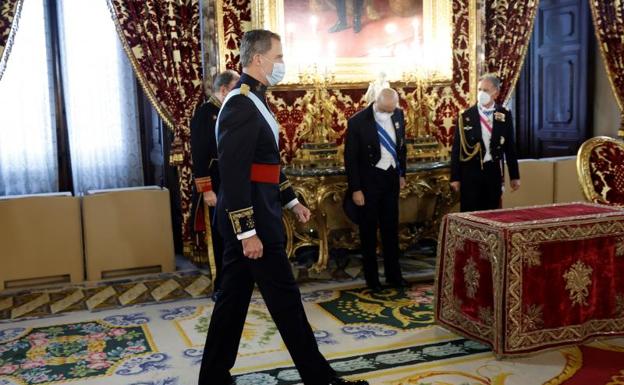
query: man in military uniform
197 29 368 385
450 73 521 212
344 88 408 291
190 70 239 298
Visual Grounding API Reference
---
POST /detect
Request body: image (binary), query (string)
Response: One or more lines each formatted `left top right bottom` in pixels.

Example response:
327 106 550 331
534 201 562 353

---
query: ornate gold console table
283 161 457 272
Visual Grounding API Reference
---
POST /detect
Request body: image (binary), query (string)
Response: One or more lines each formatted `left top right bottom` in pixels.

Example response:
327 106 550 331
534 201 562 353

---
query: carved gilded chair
577 136 624 206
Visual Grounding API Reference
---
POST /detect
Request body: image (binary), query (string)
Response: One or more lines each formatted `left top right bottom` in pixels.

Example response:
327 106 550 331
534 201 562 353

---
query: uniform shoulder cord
458 115 483 169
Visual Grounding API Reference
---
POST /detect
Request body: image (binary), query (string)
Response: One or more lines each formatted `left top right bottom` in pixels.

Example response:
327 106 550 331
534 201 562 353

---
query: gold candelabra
399 72 443 162
292 66 342 168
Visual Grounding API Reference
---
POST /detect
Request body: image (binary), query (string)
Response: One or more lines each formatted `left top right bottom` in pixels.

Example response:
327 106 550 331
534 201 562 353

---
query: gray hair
212 70 239 92
239 29 281 68
479 73 501 90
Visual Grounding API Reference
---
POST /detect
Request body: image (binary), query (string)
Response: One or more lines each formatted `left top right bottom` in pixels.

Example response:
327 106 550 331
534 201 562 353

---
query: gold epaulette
240 84 250 96
228 207 255 234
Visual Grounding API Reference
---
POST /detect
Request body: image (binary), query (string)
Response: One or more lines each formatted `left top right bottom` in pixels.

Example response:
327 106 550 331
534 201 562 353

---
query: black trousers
198 240 335 385
358 166 403 286
459 161 503 212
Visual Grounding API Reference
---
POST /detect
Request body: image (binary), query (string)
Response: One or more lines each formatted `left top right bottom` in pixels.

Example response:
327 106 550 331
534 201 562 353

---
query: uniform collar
208 95 222 108
238 73 268 97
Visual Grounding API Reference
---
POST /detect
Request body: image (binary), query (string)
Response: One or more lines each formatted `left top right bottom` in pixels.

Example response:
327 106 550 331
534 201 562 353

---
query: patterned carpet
1 270 624 384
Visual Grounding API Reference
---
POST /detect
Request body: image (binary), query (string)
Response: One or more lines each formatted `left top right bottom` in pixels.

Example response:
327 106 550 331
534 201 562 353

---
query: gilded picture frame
215 0 482 98
250 0 458 88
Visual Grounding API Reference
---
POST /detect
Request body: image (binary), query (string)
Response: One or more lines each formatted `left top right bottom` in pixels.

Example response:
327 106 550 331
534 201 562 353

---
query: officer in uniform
344 88 408 291
197 29 368 385
450 73 521 212
190 70 239 298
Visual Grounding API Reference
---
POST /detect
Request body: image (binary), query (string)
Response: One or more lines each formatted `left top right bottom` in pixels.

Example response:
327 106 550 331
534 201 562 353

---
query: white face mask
478 90 492 107
262 56 286 86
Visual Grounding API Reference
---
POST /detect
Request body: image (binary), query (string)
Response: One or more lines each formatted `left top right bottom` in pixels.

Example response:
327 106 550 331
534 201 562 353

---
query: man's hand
203 191 217 207
292 203 311 223
242 235 263 259
510 179 521 192
352 190 365 206
450 181 460 192
400 177 406 189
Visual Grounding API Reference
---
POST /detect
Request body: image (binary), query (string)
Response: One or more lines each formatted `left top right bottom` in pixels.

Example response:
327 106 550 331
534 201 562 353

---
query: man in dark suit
450 73 521 212
190 70 239 298
344 88 408 291
197 29 368 385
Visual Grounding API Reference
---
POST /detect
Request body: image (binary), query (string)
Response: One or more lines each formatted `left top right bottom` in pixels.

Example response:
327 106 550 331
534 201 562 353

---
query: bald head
375 88 399 113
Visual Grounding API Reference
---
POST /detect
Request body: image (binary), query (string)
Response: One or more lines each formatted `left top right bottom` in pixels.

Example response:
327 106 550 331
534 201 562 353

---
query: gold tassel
169 136 185 166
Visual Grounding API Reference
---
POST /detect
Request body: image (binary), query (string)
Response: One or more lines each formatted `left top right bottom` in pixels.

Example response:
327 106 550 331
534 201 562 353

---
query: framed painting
250 0 457 87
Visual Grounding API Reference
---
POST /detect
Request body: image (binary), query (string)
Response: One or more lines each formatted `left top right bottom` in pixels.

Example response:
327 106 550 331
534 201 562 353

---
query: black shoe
329 377 369 385
386 278 409 288
366 281 383 292
329 20 348 33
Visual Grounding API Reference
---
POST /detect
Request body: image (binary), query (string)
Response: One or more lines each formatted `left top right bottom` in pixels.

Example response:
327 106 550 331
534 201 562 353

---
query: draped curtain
590 0 624 137
107 0 204 254
0 0 23 82
484 0 540 105
0 0 58 195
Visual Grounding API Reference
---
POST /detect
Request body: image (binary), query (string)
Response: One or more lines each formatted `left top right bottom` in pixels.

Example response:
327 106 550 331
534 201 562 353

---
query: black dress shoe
386 278 409 288
329 376 369 385
366 281 383 292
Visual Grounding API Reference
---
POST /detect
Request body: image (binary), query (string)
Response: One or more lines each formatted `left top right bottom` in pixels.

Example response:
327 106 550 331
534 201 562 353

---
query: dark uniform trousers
459 160 502 212
358 166 402 286
198 240 334 385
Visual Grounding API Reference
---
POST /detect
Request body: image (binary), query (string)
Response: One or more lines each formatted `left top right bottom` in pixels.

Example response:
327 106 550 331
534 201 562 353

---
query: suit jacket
344 104 407 192
215 73 297 244
343 104 406 223
450 104 520 182
189 98 221 232
190 98 221 192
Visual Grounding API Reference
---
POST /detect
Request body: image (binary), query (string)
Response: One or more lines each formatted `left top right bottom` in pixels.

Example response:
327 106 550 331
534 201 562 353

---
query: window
0 0 144 196
0 0 57 195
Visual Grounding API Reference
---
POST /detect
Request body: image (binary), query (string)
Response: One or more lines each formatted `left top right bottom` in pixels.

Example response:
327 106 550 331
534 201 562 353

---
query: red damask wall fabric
108 0 204 254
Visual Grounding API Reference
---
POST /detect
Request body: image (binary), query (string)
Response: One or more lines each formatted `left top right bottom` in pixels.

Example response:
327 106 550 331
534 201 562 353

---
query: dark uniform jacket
344 104 407 192
215 73 297 244
450 104 520 183
190 97 221 231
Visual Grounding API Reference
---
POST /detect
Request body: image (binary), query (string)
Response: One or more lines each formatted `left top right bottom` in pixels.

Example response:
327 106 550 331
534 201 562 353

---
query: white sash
215 88 280 148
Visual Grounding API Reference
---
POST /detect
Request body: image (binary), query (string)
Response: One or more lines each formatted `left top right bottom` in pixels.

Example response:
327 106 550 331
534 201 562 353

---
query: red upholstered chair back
577 136 624 206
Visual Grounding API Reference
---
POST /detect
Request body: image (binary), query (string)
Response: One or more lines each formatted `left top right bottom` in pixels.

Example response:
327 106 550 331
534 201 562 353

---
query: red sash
479 113 493 134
